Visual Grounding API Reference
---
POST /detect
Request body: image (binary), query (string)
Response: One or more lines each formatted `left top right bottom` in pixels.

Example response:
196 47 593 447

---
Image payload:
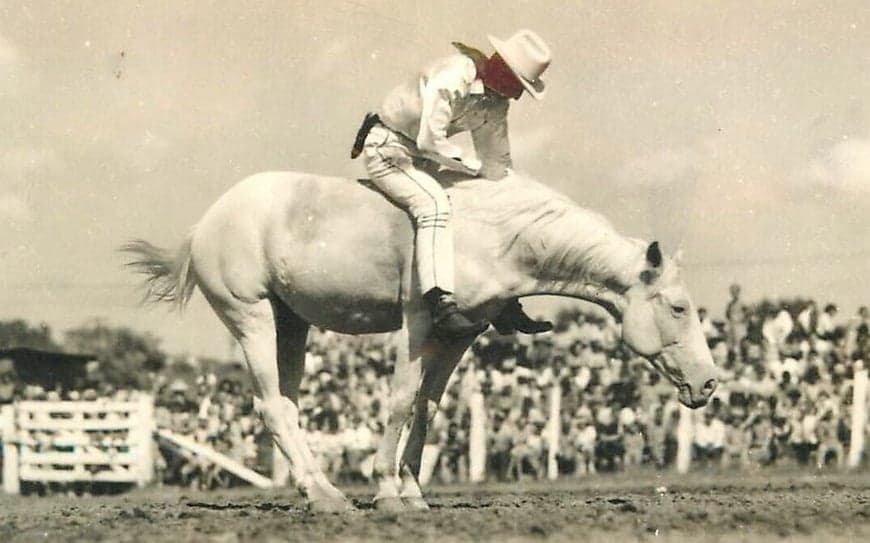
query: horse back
235 172 414 332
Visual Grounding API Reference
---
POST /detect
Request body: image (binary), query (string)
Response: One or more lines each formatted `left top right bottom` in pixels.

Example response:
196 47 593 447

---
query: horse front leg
399 335 476 510
373 311 427 512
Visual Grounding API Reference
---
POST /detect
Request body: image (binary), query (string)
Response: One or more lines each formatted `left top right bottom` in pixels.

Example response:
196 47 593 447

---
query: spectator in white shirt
817 304 839 343
693 411 726 465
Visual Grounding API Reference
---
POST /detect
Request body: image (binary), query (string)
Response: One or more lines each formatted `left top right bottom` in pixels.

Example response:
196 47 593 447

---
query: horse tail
121 234 197 311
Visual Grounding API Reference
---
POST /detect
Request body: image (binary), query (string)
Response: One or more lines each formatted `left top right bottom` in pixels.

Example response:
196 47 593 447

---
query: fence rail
1 397 154 494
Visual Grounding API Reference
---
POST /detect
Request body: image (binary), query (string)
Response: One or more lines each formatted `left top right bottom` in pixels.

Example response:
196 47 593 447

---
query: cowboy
352 29 554 339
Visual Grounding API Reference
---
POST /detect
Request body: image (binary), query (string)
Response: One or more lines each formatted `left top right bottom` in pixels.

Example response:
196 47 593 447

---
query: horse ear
646 241 662 268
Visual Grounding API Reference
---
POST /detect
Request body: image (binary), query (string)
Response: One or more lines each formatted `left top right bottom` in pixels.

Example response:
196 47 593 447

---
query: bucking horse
124 169 717 512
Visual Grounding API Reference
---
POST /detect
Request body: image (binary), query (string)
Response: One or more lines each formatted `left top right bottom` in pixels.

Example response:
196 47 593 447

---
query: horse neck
502 200 644 306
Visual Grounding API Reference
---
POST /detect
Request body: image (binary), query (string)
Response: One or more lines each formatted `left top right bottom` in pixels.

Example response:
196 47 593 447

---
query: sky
1 1 869 359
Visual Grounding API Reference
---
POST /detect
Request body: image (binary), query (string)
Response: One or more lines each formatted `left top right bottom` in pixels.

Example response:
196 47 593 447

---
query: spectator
797 301 818 340
817 304 839 345
594 406 624 472
693 411 726 466
570 407 597 475
725 284 745 356
488 414 514 481
0 357 17 404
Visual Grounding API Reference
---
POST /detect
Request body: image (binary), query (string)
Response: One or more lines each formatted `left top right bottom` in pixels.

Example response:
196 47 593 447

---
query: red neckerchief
452 42 523 100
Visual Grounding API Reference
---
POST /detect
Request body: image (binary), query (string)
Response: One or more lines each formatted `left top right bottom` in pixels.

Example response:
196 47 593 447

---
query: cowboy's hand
446 155 480 176
461 156 482 175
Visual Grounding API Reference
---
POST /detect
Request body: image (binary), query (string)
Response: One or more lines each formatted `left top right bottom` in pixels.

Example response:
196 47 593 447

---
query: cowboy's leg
363 127 486 338
363 127 453 294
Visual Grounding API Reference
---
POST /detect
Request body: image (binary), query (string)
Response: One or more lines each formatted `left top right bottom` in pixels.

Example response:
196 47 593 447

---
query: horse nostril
702 378 717 396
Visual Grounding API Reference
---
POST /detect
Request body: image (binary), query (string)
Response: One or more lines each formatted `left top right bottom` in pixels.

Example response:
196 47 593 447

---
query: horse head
620 242 717 408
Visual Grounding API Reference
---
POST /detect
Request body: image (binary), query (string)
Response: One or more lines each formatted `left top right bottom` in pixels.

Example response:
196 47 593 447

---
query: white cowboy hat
488 29 551 100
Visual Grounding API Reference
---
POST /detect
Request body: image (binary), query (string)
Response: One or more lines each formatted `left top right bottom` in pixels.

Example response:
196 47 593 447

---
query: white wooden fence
1 396 155 494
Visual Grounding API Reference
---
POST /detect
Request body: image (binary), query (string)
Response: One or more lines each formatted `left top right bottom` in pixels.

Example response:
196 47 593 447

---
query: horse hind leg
204 293 351 513
273 300 352 512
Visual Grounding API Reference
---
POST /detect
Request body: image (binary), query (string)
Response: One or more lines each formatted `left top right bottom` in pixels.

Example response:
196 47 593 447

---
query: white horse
124 170 717 512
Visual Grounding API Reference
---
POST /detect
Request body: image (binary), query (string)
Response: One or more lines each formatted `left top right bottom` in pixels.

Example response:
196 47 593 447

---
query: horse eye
672 305 686 316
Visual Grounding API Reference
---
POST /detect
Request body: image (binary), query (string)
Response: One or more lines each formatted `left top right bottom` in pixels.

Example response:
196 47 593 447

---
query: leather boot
424 289 489 339
491 299 554 335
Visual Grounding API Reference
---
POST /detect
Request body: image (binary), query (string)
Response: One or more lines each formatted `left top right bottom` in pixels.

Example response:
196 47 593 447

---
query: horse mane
448 172 646 288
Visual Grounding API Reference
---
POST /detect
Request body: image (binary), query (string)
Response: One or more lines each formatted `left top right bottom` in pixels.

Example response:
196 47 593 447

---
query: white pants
362 125 455 294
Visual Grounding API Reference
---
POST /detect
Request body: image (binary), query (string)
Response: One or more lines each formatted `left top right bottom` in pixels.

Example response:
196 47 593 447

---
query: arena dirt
2 470 869 542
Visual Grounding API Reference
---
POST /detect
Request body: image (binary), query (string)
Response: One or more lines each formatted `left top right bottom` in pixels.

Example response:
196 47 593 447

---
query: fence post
547 380 561 480
676 405 694 474
137 395 155 486
848 362 868 469
2 404 20 495
468 388 487 483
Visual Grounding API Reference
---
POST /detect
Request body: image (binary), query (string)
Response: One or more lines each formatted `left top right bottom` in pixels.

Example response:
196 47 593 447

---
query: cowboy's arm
417 57 479 174
471 99 512 180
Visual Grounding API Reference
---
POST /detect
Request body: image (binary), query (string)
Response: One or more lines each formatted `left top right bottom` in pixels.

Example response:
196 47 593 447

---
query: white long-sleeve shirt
378 54 512 180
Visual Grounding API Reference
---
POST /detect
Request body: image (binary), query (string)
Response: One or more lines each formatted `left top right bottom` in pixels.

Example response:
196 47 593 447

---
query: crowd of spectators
282 285 869 483
156 284 870 486
2 285 870 491
466 286 870 480
147 332 392 489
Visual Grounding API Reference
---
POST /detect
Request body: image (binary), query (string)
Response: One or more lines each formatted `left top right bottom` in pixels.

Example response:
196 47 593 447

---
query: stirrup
426 289 489 339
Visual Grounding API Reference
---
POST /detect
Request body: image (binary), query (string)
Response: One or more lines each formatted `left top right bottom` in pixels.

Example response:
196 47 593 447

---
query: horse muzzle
677 378 717 409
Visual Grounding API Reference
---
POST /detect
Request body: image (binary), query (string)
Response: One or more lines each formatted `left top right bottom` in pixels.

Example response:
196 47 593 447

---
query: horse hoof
308 498 355 514
374 496 407 513
403 497 430 511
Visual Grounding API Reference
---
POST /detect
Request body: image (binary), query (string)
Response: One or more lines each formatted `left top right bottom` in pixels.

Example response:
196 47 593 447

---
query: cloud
809 138 870 193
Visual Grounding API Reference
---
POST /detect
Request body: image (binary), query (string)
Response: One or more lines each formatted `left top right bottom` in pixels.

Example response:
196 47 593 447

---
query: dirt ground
2 469 870 543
